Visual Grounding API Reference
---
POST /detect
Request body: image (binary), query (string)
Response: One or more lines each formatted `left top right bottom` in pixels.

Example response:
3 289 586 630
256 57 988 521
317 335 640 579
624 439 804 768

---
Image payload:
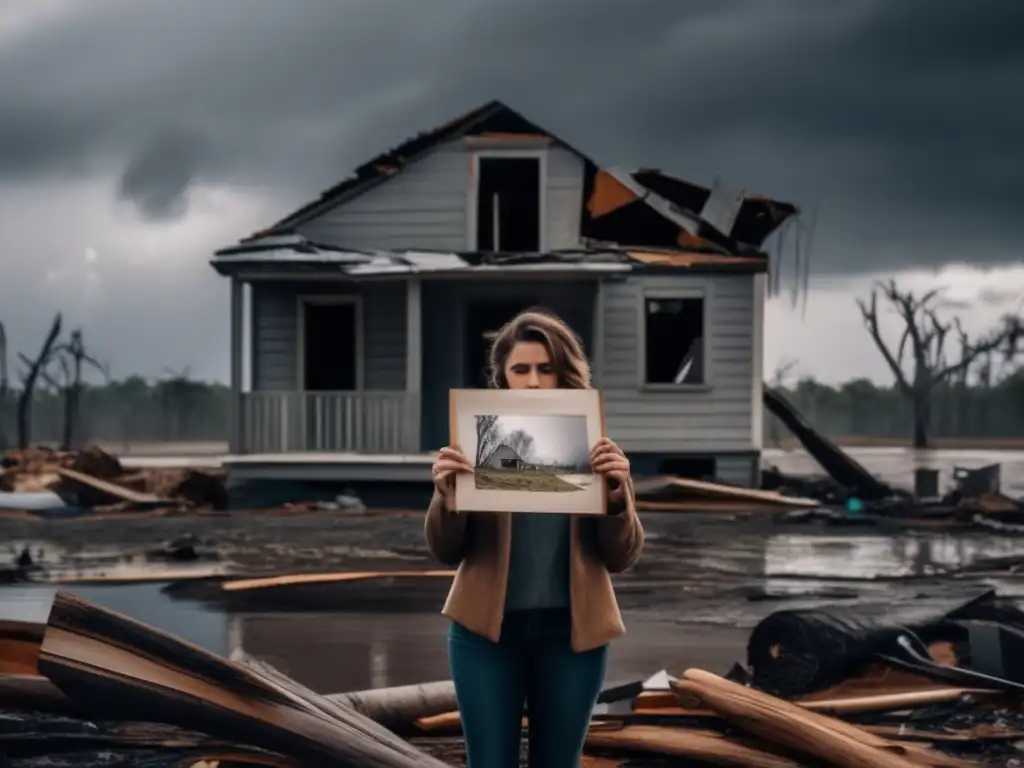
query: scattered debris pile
0 444 228 518
760 388 1024 531
5 589 1024 766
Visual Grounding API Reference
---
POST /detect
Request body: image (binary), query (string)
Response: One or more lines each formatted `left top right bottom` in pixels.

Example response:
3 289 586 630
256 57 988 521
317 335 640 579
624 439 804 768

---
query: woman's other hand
590 437 630 505
432 445 474 509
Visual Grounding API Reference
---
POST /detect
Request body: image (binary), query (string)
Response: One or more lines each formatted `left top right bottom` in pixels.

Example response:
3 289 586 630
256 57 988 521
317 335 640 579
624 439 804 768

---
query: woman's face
503 341 558 389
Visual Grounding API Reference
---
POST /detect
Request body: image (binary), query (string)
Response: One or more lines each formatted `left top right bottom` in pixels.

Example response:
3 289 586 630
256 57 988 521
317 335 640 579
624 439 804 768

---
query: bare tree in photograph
857 280 1018 448
475 415 500 465
503 428 535 462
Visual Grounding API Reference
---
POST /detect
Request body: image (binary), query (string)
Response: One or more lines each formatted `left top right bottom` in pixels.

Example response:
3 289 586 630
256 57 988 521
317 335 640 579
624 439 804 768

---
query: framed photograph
448 388 607 515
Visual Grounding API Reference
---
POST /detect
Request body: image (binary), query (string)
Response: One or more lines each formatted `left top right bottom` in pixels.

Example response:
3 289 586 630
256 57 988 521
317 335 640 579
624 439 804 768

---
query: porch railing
239 391 420 454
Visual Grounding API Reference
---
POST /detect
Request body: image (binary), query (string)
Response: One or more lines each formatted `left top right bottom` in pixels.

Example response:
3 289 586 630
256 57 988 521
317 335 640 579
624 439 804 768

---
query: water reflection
1 582 229 653
764 532 1024 580
765 447 1024 496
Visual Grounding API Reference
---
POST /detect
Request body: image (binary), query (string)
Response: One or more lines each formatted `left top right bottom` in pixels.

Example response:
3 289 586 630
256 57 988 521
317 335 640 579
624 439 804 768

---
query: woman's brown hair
487 307 591 390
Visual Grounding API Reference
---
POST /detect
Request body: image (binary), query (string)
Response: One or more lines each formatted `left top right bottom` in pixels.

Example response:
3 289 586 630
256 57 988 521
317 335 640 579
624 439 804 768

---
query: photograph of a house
473 414 593 492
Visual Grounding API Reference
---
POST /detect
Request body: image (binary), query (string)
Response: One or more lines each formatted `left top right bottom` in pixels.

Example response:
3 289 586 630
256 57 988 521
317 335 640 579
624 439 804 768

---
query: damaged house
210 100 797 490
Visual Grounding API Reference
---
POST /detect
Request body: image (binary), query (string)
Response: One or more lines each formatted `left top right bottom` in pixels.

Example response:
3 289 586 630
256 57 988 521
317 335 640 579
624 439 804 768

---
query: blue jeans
447 609 608 768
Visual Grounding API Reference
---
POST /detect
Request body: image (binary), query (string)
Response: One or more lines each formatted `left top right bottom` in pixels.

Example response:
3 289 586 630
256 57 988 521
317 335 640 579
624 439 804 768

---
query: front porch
238 390 421 454
226 273 600 463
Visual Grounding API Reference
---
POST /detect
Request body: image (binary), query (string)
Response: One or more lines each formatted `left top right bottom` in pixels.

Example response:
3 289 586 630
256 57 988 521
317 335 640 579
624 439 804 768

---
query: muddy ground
2 509 1018 612
5 508 1024 694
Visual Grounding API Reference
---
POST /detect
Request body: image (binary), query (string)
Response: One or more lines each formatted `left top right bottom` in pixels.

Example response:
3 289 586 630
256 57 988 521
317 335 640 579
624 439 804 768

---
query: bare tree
474 415 500 465
17 313 63 449
24 329 106 449
0 322 8 450
857 280 1016 449
504 428 535 462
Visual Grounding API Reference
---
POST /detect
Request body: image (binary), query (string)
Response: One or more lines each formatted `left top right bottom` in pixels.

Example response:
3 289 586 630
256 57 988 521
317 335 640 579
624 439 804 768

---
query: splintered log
328 681 458 732
763 386 895 500
35 591 455 768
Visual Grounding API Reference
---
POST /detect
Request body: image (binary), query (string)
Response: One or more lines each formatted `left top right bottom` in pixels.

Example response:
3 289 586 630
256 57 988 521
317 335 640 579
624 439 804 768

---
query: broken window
643 296 705 385
475 156 541 252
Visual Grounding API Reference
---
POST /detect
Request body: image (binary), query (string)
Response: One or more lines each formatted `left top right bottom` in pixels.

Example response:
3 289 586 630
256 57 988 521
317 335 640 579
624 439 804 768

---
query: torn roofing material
211 236 768 277
253 100 798 250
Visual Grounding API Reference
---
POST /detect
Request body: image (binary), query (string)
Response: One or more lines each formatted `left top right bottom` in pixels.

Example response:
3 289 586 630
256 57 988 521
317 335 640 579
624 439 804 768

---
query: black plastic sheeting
0 709 286 768
747 590 1024 698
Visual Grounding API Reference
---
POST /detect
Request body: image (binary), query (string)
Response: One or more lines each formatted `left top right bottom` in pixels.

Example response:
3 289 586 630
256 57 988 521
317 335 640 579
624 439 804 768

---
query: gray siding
295 140 584 252
251 281 407 391
544 147 585 250
716 454 759 486
598 274 757 453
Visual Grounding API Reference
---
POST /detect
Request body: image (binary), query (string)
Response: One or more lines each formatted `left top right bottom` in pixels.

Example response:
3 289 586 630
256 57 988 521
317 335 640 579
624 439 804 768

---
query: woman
425 308 643 768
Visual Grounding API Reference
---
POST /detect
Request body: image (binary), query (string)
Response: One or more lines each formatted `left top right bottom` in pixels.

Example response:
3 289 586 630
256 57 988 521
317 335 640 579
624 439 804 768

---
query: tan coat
424 479 644 653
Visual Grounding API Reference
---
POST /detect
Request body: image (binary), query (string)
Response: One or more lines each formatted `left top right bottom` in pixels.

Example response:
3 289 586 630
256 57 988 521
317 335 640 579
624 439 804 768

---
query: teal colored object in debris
845 497 864 515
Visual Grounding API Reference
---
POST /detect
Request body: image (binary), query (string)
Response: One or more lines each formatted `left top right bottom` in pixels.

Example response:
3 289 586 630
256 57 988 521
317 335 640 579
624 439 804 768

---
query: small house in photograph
482 444 527 471
210 101 798 490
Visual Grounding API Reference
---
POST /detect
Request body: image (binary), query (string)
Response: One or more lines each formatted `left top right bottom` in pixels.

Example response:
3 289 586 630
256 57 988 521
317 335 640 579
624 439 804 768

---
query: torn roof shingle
211 236 767 277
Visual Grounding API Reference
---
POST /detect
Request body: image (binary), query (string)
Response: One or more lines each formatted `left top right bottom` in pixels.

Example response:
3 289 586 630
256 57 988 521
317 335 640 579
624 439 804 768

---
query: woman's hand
590 437 630 505
432 445 474 510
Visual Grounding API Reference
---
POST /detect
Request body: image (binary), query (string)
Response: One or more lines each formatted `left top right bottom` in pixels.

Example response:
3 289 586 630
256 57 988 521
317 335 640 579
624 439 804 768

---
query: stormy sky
1 0 1021 386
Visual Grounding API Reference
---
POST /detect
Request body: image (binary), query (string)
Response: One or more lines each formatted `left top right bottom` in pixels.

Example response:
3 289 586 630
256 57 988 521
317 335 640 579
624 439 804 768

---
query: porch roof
210 236 768 279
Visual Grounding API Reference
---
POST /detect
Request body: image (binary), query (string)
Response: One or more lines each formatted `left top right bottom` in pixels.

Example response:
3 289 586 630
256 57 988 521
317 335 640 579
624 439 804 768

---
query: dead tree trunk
0 322 8 450
17 314 62 449
857 281 1010 450
24 329 105 450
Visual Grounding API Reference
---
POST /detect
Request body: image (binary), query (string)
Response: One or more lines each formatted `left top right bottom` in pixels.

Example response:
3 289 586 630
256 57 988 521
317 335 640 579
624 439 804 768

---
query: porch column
229 276 244 454
405 278 422 452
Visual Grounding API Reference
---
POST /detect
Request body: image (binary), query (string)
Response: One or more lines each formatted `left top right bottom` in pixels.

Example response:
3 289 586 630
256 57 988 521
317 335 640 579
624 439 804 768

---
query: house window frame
636 286 712 392
466 149 548 252
295 293 365 391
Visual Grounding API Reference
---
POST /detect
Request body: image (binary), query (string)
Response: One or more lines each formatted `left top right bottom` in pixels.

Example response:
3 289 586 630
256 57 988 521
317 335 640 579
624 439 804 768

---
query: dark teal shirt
504 512 571 612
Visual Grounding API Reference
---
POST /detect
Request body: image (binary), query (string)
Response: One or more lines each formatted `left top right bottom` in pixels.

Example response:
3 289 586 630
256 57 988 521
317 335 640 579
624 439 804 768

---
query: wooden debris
222 570 456 592
633 474 820 512
33 590 454 767
57 466 168 506
586 724 803 767
671 669 974 768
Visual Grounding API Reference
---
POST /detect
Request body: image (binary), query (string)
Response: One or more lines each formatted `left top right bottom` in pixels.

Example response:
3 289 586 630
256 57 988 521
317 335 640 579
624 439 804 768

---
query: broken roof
211 234 768 277
252 100 798 252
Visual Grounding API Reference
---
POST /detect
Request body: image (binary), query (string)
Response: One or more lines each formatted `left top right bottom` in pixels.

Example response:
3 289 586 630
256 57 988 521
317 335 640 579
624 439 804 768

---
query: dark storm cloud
0 0 1022 271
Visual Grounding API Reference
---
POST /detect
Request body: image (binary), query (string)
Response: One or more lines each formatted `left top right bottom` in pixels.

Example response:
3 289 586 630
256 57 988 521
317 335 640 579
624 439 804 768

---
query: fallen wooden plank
585 725 803 768
633 475 820 509
673 669 973 768
56 466 168 506
222 570 456 593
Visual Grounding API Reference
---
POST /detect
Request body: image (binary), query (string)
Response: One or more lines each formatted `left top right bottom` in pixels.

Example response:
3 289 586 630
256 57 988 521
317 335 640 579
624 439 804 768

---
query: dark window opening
303 301 357 390
658 457 716 481
476 157 540 252
464 300 532 387
644 296 705 385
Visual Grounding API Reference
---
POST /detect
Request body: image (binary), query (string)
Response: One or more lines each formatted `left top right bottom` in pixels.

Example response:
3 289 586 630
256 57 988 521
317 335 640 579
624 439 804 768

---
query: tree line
2 280 1021 450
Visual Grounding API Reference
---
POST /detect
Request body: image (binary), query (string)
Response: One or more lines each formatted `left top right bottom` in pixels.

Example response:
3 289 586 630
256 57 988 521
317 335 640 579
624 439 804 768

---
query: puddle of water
1 582 230 653
1 538 230 583
765 447 1024 496
764 532 1024 581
